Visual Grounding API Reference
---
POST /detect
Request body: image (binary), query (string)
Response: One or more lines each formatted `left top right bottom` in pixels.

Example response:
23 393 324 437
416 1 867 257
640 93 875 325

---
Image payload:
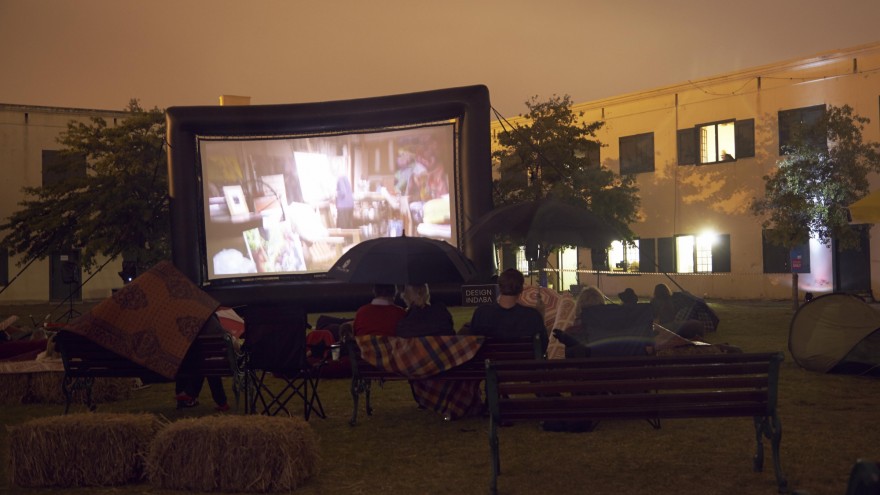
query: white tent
789 293 880 375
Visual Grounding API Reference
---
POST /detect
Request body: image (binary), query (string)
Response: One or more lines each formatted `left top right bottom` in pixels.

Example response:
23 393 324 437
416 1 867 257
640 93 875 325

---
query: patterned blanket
65 261 220 379
356 335 485 419
518 286 577 359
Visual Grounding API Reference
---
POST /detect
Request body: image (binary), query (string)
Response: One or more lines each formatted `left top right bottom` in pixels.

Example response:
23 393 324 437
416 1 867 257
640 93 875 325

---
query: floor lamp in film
60 261 82 322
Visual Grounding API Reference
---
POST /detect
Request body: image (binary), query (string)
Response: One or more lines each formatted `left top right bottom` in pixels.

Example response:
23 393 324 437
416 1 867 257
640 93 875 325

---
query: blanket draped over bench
355 335 485 419
65 261 220 379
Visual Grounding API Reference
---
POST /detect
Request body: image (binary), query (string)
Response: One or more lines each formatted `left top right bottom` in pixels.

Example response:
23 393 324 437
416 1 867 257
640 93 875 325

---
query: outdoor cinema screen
201 124 456 279
166 85 493 309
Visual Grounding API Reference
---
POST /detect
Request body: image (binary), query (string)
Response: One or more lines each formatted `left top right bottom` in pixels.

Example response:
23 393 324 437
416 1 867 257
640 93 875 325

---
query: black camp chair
242 306 325 420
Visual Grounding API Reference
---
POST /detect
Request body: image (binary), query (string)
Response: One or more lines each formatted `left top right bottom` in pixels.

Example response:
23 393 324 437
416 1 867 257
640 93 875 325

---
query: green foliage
0 100 169 271
752 104 880 250
492 95 639 245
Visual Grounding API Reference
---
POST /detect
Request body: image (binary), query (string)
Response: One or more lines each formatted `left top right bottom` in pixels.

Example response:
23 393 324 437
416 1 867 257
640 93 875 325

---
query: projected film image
200 123 456 280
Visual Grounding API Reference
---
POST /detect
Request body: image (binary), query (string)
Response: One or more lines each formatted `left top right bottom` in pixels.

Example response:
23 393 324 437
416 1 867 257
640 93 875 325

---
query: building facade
492 42 880 301
0 104 128 302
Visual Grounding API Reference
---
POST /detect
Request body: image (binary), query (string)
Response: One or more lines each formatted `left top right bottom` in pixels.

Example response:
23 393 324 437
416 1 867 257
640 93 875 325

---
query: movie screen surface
201 123 456 281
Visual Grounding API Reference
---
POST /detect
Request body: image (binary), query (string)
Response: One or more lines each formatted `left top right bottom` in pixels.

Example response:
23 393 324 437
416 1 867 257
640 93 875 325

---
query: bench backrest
485 352 783 422
56 330 235 381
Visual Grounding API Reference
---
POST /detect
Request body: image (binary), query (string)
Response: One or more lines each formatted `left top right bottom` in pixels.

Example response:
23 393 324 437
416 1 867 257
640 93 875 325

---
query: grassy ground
1 300 878 494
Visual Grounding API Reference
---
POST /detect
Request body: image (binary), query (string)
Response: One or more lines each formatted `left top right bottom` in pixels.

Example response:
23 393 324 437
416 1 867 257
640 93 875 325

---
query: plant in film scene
751 104 880 308
0 99 170 273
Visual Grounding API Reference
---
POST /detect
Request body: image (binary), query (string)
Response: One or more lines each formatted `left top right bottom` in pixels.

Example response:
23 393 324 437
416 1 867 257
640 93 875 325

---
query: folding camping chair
242 306 325 420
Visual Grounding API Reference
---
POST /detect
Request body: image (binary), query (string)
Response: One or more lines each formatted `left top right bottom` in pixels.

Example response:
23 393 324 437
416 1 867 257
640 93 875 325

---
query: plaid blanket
356 335 485 419
65 261 219 379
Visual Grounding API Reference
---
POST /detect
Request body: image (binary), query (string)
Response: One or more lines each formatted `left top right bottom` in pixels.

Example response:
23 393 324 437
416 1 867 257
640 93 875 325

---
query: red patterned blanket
65 261 219 379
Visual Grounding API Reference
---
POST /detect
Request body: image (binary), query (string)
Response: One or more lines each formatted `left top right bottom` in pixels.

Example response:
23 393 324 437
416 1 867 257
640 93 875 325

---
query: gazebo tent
789 293 880 376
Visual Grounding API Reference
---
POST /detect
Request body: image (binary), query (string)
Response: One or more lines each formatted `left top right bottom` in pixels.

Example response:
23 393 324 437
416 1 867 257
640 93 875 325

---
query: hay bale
7 413 163 488
28 374 133 405
147 415 320 492
0 371 132 405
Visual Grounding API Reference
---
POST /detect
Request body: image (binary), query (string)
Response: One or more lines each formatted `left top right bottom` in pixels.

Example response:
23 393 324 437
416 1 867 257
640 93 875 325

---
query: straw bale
147 415 321 492
7 412 164 488
0 372 132 405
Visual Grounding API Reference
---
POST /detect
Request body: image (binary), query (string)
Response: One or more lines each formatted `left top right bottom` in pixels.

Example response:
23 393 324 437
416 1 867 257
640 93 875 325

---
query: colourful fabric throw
65 261 220 379
355 335 485 419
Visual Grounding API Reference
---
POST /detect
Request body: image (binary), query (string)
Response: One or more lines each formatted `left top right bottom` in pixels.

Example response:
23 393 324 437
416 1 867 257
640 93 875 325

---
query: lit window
699 121 736 164
558 247 579 290
677 119 754 165
695 233 716 272
676 234 718 273
516 247 529 275
676 236 695 273
608 240 640 272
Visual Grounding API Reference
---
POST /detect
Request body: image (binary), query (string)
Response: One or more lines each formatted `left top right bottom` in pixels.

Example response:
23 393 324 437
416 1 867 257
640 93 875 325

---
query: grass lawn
0 299 878 494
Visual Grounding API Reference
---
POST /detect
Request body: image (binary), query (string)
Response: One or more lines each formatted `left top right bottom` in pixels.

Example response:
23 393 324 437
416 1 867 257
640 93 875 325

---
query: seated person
467 268 546 347
650 283 678 326
395 284 455 337
553 286 606 358
618 287 639 306
353 284 407 337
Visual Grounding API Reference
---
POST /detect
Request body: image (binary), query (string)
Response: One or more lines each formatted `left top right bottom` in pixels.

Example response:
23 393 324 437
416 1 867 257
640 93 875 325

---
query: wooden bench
56 330 245 414
484 352 787 494
346 335 544 425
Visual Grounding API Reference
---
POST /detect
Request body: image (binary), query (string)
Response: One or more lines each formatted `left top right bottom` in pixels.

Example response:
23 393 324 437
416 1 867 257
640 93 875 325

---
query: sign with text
461 284 498 306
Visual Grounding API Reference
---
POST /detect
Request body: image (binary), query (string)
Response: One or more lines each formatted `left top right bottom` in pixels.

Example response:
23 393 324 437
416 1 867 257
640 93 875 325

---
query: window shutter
591 247 609 271
638 238 656 272
711 234 731 273
657 237 675 273
677 128 697 165
734 119 755 158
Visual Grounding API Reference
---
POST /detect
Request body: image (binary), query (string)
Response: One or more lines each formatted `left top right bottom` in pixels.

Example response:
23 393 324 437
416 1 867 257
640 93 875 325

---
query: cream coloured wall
0 104 128 302
492 42 880 300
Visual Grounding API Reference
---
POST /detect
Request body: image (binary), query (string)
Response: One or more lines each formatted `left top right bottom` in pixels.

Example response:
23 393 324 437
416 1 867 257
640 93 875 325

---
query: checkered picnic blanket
356 335 485 419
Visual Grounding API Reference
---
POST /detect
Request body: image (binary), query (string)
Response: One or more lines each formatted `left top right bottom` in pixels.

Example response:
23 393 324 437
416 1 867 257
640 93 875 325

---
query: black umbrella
327 235 478 285
466 198 620 250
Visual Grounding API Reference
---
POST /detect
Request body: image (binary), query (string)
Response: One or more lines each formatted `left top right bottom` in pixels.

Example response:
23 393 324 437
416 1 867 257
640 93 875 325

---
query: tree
0 100 169 274
751 104 880 308
493 95 640 275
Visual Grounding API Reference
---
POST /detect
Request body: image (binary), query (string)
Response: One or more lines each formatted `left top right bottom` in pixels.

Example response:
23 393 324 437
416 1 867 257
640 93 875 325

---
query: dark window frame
778 104 827 155
619 132 654 174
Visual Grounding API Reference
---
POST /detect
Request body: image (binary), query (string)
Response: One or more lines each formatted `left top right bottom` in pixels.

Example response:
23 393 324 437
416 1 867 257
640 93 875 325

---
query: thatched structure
7 413 163 487
147 415 320 492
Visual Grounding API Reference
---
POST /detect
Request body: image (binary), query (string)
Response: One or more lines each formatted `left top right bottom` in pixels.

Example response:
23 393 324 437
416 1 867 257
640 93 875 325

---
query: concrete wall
0 104 127 302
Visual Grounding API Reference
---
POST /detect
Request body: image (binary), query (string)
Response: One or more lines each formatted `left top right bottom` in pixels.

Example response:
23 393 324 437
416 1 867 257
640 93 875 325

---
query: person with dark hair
353 284 406 337
618 287 638 306
395 284 455 337
651 283 677 326
467 268 546 344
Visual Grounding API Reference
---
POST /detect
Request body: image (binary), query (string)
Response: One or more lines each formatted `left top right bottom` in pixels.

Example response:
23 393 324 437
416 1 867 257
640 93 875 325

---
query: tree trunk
791 272 799 311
